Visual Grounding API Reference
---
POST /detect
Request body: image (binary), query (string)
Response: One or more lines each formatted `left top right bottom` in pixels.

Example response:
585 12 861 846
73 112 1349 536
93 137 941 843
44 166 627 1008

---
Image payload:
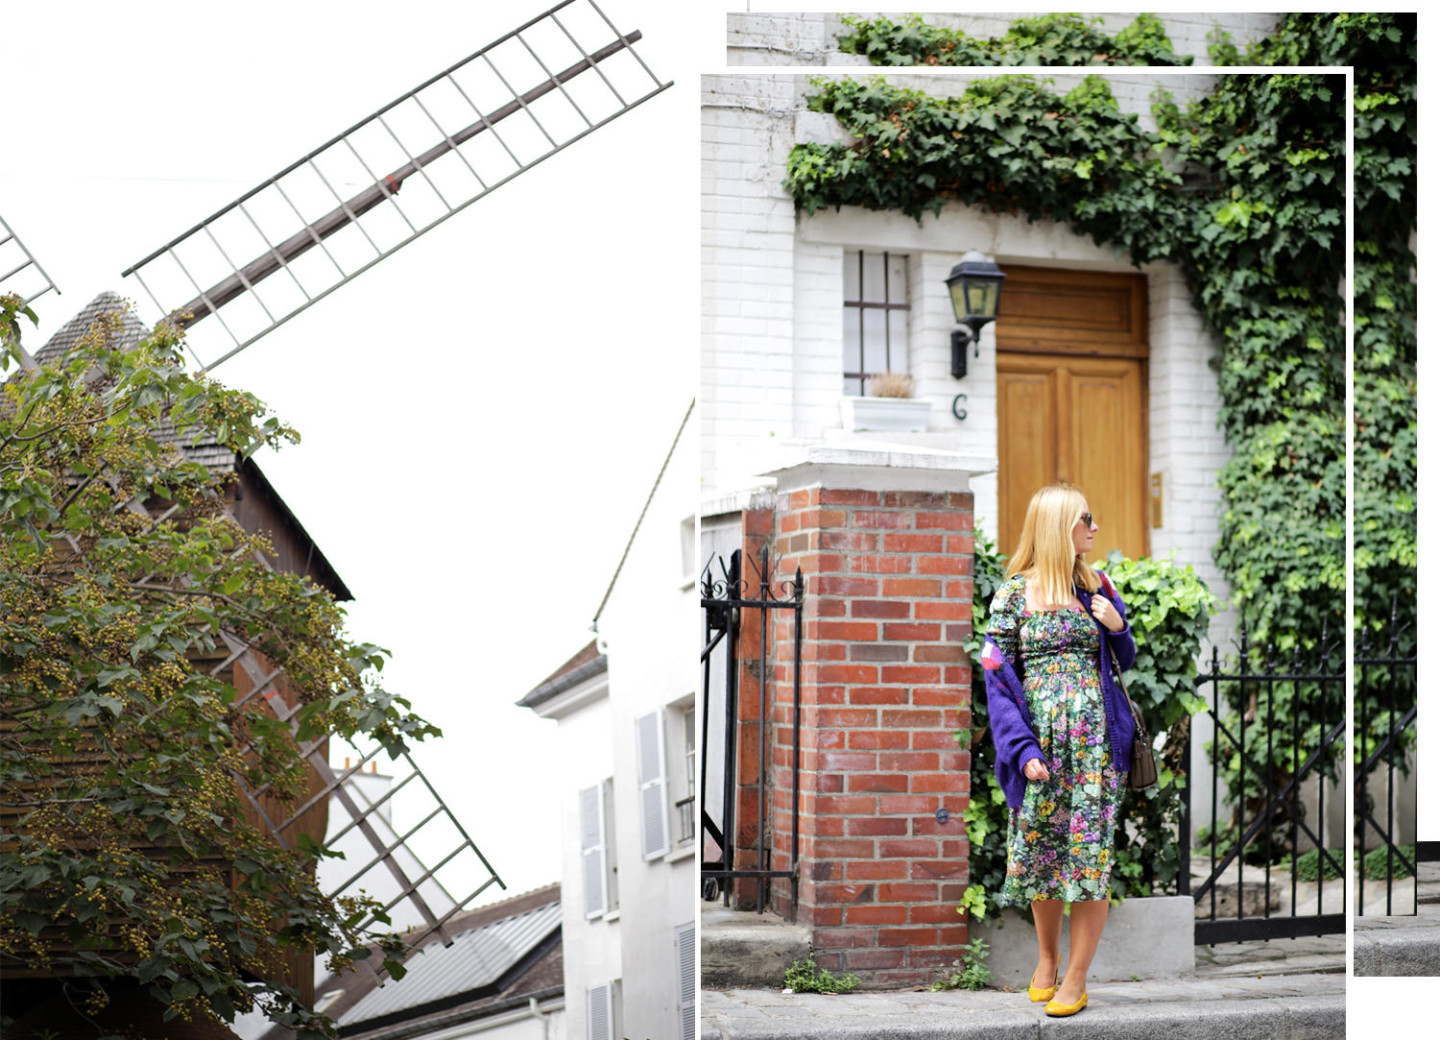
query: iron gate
699 548 802 915
1182 623 1346 943
1354 601 1427 915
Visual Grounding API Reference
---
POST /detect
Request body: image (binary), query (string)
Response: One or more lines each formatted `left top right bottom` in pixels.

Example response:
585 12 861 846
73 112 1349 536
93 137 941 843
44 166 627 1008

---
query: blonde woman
980 484 1136 1018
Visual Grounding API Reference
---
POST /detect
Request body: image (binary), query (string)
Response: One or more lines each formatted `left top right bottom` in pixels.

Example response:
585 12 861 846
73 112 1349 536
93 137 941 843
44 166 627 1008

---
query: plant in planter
840 371 931 431
869 371 914 397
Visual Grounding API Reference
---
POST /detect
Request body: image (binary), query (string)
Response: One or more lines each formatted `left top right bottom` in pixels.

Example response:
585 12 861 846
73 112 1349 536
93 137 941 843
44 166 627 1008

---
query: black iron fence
699 548 803 915
1355 605 1425 915
1181 623 1346 943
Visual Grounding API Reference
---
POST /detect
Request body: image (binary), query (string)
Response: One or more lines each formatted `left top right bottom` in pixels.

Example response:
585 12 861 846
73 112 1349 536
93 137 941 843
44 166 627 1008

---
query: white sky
1 0 730 905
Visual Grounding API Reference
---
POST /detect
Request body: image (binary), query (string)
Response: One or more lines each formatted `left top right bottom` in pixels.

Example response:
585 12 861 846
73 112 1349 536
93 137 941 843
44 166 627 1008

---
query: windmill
3 0 670 1006
0 212 61 372
0 214 60 309
118 0 669 373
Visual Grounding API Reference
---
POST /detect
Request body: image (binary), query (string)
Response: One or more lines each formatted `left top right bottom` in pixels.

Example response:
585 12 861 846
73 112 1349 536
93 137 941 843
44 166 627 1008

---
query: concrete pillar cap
762 444 995 495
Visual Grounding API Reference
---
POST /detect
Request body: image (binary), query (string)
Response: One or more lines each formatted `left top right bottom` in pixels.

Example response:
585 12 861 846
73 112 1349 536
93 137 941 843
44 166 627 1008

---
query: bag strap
1114 662 1149 742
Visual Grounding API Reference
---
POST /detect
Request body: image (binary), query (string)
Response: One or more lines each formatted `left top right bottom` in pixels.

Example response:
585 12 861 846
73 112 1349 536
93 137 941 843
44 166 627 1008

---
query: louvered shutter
580 783 608 919
675 920 697 1040
585 982 613 1040
637 710 669 860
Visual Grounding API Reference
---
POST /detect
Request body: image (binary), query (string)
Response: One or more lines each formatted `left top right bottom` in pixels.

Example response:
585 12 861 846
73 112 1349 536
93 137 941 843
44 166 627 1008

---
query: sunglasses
1078 513 1095 528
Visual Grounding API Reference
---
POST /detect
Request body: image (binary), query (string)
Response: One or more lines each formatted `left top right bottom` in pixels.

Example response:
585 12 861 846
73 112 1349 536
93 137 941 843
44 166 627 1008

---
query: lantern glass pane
948 279 967 321
965 280 998 318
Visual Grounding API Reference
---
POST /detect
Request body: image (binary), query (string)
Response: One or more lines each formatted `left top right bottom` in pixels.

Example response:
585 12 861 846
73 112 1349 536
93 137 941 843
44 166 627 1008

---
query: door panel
996 369 1058 558
997 354 1147 563
995 265 1148 358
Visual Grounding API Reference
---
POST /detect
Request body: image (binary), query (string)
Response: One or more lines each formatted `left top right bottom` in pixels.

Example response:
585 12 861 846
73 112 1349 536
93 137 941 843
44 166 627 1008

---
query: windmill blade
0 212 61 306
120 0 670 371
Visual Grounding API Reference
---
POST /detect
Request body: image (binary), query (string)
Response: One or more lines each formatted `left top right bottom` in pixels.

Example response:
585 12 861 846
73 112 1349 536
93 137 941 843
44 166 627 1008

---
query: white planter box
840 396 932 433
971 896 1196 985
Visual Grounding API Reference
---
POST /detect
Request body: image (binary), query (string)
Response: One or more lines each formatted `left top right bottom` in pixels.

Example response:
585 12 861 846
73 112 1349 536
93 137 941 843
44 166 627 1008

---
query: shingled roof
25 292 352 599
36 291 239 474
516 638 607 709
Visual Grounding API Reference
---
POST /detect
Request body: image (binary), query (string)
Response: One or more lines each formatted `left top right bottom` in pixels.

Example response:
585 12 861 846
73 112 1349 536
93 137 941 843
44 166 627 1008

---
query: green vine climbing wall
786 12 1416 882
836 13 1193 67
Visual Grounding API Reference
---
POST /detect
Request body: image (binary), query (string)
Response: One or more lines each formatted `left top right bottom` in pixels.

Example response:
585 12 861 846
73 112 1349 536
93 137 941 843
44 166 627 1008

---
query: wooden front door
994 266 1149 563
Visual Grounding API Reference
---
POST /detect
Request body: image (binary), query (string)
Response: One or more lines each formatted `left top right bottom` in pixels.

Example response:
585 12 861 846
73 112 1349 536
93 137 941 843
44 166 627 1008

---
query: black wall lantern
945 250 1006 379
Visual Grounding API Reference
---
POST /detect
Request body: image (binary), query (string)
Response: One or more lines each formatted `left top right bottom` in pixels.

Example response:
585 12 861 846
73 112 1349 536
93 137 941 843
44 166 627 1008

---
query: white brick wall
727 11 1284 69
704 70 1239 627
702 76 803 489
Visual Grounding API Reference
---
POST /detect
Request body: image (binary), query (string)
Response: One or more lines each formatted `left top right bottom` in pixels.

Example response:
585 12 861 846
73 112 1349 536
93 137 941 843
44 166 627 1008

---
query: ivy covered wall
785 13 1417 661
779 12 1416 868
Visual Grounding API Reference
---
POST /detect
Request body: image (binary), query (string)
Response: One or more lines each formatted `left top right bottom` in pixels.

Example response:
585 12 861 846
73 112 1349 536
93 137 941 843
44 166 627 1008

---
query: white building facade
702 9 1345 856
520 408 698 1040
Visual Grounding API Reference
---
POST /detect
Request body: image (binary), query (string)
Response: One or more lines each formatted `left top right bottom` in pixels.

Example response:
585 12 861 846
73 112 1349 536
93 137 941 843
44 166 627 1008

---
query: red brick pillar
765 464 976 988
731 504 775 908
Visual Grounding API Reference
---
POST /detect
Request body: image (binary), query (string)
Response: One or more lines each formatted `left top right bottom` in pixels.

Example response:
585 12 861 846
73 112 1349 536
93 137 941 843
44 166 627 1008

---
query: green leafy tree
1 295 435 1038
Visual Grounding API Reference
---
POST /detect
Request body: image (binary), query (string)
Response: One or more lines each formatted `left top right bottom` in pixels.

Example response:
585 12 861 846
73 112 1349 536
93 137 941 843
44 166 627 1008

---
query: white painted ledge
762 442 996 495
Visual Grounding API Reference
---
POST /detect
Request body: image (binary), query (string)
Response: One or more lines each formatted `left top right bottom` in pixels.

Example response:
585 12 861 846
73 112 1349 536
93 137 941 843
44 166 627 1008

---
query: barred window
843 250 910 396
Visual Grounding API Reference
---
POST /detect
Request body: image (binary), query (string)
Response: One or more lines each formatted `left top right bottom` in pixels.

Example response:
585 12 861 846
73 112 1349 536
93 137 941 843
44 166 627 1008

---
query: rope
592 397 695 624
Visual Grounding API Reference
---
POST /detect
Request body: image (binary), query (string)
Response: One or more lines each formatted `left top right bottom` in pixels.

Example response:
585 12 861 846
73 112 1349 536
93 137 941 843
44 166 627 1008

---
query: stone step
1354 923 1440 976
701 903 813 990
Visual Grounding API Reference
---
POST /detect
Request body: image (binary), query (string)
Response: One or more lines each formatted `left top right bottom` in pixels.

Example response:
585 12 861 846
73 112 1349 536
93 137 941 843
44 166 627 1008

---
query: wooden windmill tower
1 0 669 1032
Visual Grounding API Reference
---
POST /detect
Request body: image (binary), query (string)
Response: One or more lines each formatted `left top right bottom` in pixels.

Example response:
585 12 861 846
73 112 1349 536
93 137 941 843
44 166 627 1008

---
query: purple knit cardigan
981 570 1138 809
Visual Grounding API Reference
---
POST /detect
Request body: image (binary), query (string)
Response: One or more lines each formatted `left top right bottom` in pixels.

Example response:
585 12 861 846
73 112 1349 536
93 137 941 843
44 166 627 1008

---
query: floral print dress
989 573 1122 905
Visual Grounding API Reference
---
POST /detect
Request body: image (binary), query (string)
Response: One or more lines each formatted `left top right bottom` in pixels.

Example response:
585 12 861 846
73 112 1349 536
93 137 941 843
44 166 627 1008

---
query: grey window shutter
580 783 608 919
585 982 613 1040
676 920 697 1040
637 709 669 860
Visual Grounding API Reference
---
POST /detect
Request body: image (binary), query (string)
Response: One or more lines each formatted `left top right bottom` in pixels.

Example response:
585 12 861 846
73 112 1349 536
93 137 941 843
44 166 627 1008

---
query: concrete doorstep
1351 863 1440 975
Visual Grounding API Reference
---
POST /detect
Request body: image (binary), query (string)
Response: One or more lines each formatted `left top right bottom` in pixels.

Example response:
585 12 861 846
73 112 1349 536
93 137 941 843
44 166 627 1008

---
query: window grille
843 249 909 396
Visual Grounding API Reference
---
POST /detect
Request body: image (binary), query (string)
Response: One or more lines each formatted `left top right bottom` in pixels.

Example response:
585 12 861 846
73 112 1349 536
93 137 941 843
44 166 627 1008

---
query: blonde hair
1004 483 1100 607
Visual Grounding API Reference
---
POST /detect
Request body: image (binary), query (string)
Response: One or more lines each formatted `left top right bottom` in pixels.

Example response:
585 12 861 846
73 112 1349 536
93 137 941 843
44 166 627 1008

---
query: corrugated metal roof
338 900 562 1027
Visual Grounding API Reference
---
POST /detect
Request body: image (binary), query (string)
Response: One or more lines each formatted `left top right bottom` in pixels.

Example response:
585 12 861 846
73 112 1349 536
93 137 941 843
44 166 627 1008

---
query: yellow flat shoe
1044 991 1088 1017
1027 964 1060 1002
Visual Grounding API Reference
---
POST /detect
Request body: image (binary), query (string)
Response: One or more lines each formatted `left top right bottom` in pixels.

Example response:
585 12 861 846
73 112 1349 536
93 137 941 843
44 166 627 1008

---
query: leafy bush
1294 847 1343 882
1363 844 1415 881
784 956 859 994
929 938 993 991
